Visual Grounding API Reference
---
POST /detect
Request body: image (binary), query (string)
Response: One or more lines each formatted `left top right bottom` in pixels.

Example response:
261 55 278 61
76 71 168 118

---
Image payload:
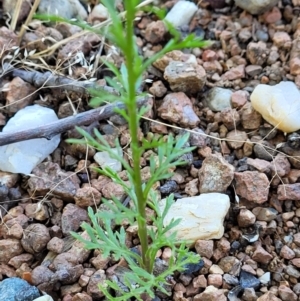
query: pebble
198 153 234 193
203 87 232 112
235 171 269 204
38 0 87 20
164 0 198 28
240 270 260 289
234 0 279 14
159 193 230 244
0 277 40 301
164 61 206 94
0 105 60 174
94 148 122 172
250 81 300 133
158 92 200 127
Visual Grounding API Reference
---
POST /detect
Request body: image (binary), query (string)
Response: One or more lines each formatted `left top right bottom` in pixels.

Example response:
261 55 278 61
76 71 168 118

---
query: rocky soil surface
1 0 300 300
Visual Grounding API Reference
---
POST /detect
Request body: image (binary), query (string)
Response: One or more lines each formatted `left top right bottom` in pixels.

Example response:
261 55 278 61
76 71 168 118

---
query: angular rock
252 245 273 264
189 128 209 147
278 183 300 201
194 285 226 301
47 237 65 254
203 87 232 112
198 154 234 193
0 105 60 174
0 239 23 262
164 0 198 28
218 256 241 275
195 240 214 259
231 90 248 109
144 20 167 44
159 193 230 244
164 61 206 94
87 269 106 300
74 187 101 208
158 92 200 127
250 81 300 133
220 108 240 130
0 277 40 301
234 171 269 204
237 209 256 227
21 224 50 254
8 253 34 269
240 102 262 130
226 130 248 149
61 203 89 235
234 0 279 15
253 207 278 222
28 162 80 201
6 77 36 113
31 266 55 286
278 285 298 301
246 42 268 65
240 270 260 289
153 50 197 72
222 65 245 81
257 292 281 301
247 158 272 174
149 80 167 98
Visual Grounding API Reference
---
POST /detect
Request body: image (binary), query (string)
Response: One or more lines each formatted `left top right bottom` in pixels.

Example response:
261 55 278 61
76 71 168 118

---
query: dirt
1 0 300 300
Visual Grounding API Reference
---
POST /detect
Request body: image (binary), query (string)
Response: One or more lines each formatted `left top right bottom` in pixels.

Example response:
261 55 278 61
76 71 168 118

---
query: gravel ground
1 0 300 300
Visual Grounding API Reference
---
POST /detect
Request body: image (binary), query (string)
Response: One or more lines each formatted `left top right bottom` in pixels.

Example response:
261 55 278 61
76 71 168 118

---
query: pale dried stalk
18 0 42 43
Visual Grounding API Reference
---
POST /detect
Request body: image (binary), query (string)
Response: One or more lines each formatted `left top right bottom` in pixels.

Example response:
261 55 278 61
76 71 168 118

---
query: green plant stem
124 1 150 273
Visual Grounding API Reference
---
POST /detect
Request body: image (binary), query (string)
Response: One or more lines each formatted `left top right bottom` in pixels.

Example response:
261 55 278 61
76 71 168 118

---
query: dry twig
0 96 148 146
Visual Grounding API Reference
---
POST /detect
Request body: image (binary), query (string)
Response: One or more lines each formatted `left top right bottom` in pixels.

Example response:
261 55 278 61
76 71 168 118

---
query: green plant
58 1 208 299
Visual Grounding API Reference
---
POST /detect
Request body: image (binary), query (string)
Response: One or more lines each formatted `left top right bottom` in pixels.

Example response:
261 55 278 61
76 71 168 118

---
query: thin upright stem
123 0 150 272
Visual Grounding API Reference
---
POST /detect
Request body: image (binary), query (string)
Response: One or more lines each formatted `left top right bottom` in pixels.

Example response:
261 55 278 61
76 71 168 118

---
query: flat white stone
164 0 198 28
0 105 60 174
94 148 122 172
159 193 230 245
250 81 300 133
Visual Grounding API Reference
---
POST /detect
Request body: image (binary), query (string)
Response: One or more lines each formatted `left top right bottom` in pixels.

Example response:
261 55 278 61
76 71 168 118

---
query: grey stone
203 87 232 112
234 0 279 15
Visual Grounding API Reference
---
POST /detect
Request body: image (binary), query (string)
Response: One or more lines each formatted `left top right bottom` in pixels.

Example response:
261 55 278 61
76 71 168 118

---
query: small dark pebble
204 0 226 9
8 187 22 200
159 180 178 194
0 184 9 198
287 133 300 149
77 173 89 183
183 257 204 275
230 241 241 253
240 270 260 289
274 239 284 254
192 160 203 168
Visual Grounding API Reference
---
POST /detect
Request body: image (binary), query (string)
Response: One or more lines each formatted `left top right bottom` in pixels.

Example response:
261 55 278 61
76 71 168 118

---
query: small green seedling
39 0 209 299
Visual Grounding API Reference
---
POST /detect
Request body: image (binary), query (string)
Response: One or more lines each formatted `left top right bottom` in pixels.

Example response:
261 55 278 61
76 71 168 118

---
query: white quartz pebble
159 193 230 245
250 81 300 133
164 0 198 28
0 105 60 174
